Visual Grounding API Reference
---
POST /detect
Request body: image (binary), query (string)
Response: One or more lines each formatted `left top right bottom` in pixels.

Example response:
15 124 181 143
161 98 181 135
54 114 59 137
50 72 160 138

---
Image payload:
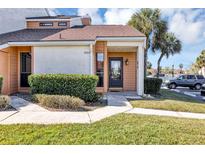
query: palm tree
147 61 152 69
128 8 167 77
152 32 182 77
179 64 183 74
196 50 205 69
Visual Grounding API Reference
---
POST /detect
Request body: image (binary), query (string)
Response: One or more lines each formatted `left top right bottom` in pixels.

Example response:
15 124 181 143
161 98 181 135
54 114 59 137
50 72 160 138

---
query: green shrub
33 94 85 110
0 95 10 109
144 77 162 94
0 76 3 94
28 74 98 102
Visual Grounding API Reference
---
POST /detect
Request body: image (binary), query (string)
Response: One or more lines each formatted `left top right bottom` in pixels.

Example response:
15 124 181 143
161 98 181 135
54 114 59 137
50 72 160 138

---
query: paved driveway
163 86 205 101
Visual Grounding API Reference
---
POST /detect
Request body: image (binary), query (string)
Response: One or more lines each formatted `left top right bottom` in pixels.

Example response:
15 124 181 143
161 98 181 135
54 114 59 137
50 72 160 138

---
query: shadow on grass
143 89 204 104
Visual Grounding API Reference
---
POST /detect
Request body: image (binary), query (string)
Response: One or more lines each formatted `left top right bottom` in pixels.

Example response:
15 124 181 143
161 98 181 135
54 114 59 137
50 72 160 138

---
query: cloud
104 8 137 25
47 8 59 16
77 8 103 24
162 9 205 44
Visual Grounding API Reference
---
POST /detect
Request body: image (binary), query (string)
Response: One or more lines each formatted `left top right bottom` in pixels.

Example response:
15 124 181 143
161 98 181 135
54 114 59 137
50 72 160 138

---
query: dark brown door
109 57 123 87
20 53 31 87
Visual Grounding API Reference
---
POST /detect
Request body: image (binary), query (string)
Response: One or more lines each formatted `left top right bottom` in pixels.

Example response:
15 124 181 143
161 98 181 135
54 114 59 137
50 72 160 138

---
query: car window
187 75 196 80
196 75 204 79
178 75 186 80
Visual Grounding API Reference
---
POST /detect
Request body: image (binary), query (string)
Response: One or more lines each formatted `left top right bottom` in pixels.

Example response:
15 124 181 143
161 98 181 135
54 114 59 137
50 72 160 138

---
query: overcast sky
56 8 205 69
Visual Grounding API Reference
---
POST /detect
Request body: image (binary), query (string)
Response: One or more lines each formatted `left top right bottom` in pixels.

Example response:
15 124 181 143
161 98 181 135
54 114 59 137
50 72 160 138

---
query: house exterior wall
0 46 31 94
0 47 18 94
108 52 136 91
0 50 9 94
9 47 18 94
27 21 70 29
33 46 91 74
94 41 108 93
94 41 138 92
199 67 205 76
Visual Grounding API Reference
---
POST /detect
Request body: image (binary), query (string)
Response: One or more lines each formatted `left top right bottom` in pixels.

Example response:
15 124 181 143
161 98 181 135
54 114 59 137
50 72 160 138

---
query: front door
109 58 123 87
20 52 31 87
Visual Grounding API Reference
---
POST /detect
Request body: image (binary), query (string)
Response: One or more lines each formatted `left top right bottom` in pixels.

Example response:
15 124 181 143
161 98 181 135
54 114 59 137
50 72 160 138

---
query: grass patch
131 89 205 113
1 114 205 144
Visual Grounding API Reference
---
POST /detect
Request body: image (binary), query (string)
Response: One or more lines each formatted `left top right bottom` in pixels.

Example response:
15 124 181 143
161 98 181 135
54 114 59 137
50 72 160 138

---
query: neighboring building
199 67 205 76
0 15 146 96
0 8 54 34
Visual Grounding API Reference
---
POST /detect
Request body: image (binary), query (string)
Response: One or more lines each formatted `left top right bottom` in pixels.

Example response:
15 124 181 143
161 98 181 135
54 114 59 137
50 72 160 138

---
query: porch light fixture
125 59 129 65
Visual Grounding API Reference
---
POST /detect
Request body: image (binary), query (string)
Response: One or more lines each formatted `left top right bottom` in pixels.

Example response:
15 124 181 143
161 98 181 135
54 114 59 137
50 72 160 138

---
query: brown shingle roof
0 25 145 45
0 29 64 45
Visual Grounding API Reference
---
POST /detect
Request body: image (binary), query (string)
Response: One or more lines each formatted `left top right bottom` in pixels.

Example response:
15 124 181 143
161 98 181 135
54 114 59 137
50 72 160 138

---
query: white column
90 44 94 74
137 45 144 95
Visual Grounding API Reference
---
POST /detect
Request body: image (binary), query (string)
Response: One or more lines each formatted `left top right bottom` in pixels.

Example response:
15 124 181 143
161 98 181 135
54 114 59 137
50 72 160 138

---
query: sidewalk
127 108 205 119
0 94 132 124
1 94 205 124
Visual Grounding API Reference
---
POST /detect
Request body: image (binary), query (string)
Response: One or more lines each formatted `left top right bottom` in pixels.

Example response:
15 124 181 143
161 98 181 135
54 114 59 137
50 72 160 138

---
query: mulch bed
11 93 107 112
0 105 16 111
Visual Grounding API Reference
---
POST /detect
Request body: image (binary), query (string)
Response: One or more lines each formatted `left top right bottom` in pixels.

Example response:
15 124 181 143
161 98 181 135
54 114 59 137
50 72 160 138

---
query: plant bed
33 94 107 112
12 93 107 112
0 95 15 111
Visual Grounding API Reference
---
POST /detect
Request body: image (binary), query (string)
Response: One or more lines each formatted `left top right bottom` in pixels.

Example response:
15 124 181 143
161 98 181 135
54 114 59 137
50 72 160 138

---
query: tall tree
152 32 182 77
128 8 167 77
147 61 152 69
179 64 183 74
196 50 205 69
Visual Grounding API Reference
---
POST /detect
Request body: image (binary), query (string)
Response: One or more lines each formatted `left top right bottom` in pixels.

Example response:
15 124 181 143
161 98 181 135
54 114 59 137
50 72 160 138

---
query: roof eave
7 40 96 46
96 36 146 48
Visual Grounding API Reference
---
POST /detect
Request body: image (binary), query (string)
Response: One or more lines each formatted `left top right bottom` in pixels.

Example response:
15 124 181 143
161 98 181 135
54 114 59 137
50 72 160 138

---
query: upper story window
39 22 53 27
58 22 67 26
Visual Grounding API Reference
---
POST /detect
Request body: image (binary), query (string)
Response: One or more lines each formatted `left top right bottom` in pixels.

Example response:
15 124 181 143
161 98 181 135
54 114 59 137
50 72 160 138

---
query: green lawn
1 114 205 144
131 89 205 113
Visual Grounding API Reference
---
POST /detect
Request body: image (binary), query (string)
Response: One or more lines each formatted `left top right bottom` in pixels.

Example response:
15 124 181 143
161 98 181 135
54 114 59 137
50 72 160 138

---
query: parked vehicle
201 84 205 96
166 74 205 90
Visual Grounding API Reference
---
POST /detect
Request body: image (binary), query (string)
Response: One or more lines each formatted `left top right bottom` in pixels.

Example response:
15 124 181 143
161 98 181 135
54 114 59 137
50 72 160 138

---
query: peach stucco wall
0 46 31 94
94 41 137 92
0 50 9 94
108 52 136 91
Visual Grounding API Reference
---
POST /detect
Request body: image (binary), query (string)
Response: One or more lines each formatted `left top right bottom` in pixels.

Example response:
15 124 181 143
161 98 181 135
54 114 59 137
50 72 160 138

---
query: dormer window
39 22 53 27
58 22 67 26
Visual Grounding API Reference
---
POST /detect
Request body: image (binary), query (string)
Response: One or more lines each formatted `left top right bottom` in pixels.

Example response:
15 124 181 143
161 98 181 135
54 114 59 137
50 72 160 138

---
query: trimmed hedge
0 76 3 94
144 77 162 94
33 94 85 110
28 74 98 102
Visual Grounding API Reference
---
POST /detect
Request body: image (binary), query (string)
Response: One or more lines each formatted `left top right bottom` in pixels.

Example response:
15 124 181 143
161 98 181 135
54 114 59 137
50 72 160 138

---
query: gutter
0 44 9 50
0 36 146 49
96 36 147 48
7 40 95 46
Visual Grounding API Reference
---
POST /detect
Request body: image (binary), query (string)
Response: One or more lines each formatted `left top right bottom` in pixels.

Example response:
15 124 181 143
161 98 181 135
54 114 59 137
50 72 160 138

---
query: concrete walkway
0 94 132 124
126 108 205 119
1 93 205 124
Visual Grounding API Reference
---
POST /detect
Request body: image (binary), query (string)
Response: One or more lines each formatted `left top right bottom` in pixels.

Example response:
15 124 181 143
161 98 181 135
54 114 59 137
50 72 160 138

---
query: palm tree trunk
157 53 164 78
144 48 148 78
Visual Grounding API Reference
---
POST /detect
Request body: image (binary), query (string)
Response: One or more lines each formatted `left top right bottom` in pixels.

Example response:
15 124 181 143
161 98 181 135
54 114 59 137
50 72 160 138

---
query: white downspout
90 44 94 74
137 44 144 96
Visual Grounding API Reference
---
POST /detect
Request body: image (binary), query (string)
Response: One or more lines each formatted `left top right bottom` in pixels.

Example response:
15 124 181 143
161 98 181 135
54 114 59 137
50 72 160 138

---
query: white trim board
8 41 95 46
